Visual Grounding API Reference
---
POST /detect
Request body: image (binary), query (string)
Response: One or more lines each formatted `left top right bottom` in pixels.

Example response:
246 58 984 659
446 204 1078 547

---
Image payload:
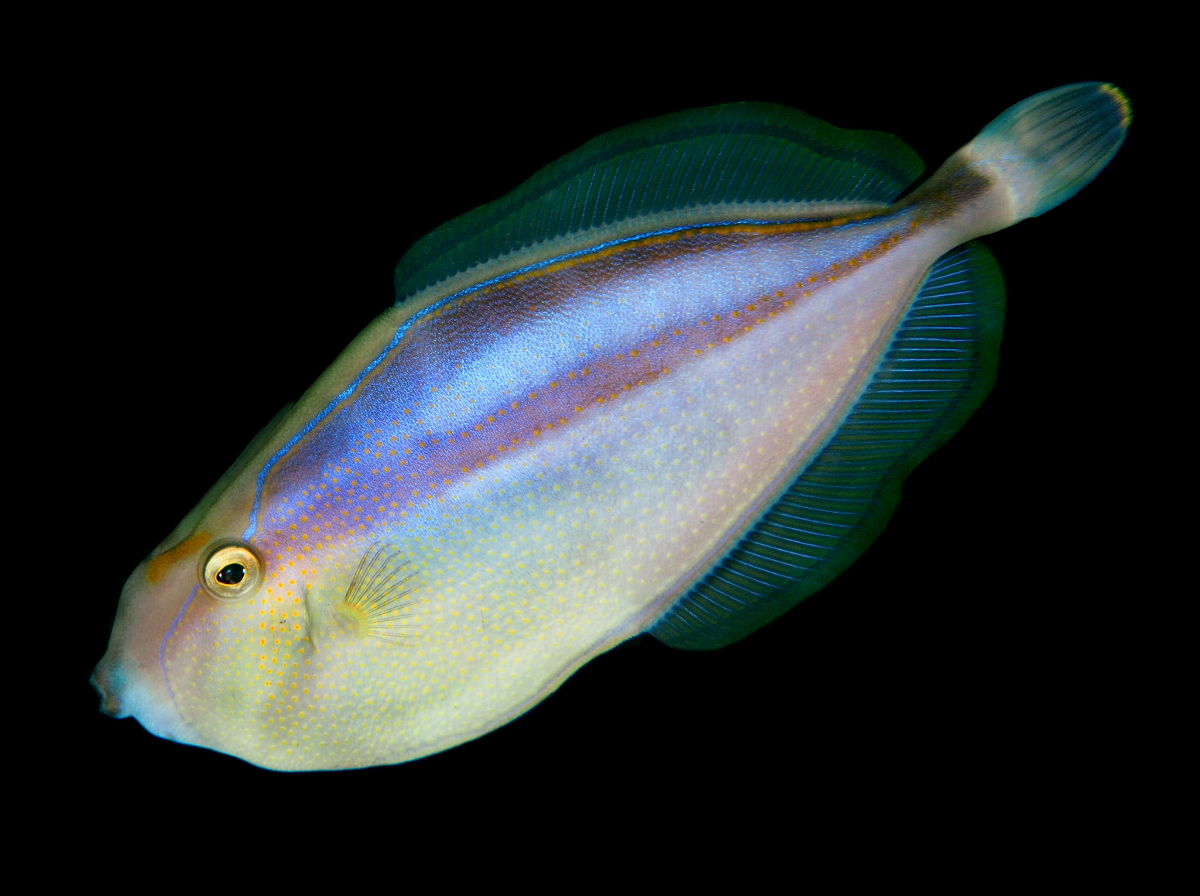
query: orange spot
146 530 209 583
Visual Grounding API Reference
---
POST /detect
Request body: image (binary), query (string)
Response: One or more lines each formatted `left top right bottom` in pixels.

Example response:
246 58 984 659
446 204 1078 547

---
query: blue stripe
160 584 199 707
242 214 898 541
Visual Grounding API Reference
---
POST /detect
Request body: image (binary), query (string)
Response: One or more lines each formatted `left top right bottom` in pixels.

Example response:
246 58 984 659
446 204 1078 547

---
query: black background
56 49 1149 818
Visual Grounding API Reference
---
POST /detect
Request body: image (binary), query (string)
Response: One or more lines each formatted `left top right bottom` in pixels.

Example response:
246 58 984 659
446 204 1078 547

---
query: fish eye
216 563 245 584
200 543 262 600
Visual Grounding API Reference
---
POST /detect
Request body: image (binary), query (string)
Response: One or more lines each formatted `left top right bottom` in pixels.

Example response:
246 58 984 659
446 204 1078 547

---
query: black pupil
216 563 246 585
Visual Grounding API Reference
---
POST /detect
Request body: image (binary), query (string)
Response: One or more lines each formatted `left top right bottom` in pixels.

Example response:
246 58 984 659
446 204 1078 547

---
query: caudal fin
968 82 1131 220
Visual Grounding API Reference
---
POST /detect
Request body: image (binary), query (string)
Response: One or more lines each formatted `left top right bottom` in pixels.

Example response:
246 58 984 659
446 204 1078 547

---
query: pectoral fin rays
652 241 1005 650
319 545 419 646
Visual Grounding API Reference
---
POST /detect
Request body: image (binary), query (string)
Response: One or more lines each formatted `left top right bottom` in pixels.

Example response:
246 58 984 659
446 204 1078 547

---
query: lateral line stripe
242 214 890 539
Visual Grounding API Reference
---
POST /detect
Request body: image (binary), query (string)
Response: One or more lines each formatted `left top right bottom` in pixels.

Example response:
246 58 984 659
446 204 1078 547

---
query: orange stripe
146 531 209 583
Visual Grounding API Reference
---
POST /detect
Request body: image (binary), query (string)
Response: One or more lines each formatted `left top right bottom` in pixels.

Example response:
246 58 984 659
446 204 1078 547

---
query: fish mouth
90 663 127 718
91 653 205 746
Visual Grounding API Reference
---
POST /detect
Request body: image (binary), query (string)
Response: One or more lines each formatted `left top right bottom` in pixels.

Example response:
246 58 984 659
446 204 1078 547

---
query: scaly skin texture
155 198 989 769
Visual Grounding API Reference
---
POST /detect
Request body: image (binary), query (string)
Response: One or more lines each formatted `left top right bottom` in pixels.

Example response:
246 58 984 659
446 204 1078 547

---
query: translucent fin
970 82 1130 219
651 241 1005 650
395 103 924 302
342 544 418 644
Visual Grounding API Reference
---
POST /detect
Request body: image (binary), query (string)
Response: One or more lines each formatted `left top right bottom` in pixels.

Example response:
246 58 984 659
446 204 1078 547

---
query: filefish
93 83 1130 770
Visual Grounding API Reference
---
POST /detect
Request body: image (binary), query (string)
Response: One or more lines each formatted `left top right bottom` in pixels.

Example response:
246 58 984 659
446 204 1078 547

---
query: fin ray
343 544 419 645
395 103 924 302
651 241 1004 650
967 82 1130 220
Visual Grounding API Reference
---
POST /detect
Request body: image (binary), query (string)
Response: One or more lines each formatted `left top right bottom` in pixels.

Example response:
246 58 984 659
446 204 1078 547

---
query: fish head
92 409 290 764
92 532 254 754
92 306 463 771
91 386 427 771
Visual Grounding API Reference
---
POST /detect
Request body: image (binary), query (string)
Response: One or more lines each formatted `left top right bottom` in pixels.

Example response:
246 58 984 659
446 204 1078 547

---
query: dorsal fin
650 241 1005 650
394 102 925 303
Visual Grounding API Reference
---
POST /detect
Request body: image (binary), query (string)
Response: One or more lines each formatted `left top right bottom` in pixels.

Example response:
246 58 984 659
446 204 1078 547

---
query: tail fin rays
969 82 1130 220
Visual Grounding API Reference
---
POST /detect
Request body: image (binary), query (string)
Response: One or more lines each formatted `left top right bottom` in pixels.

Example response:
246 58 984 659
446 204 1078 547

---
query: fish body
93 84 1129 770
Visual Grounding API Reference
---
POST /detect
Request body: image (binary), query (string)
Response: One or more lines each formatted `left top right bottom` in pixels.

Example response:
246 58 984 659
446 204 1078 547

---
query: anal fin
651 241 1005 650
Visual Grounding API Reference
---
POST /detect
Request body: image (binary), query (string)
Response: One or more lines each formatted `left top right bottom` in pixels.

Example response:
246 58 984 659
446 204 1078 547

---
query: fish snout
92 641 205 746
91 661 129 718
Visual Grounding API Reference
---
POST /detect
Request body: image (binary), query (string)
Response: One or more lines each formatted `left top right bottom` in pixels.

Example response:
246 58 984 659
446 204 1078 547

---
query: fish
92 83 1130 771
